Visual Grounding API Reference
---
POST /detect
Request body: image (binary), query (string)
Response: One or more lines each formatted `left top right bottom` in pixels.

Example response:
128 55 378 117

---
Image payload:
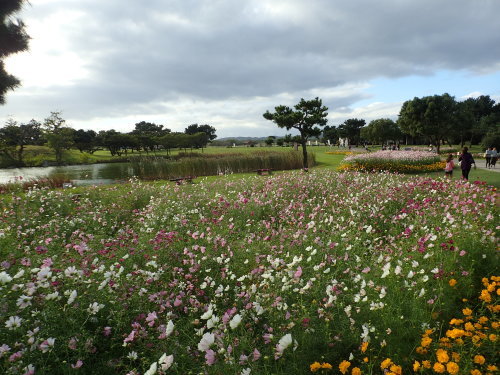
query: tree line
0 112 217 166
263 94 499 153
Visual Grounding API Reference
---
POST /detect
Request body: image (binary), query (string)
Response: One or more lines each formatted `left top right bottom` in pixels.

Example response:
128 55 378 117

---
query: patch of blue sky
356 70 500 106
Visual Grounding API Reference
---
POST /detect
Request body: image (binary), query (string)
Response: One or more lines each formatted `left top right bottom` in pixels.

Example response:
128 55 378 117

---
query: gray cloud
1 0 499 135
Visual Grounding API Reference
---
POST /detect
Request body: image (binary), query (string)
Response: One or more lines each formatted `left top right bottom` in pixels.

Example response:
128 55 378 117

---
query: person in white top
485 147 493 168
490 147 498 168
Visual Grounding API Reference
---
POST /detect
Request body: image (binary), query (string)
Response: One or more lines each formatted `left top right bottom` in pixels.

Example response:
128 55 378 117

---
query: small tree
263 97 328 169
43 112 74 164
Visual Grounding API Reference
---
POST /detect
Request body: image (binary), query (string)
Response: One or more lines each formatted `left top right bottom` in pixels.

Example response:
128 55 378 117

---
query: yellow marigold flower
416 347 427 355
447 362 460 375
361 341 368 353
321 363 332 369
381 358 393 370
474 323 483 330
434 362 446 373
425 329 434 335
421 336 433 347
489 334 497 341
449 279 457 287
339 360 351 374
422 361 431 369
455 338 464 345
363 357 369 363
465 322 475 331
490 304 500 313
352 367 361 375
390 365 402 375
472 335 481 344
451 352 461 362
463 308 473 316
487 365 498 371
414 361 421 372
487 284 495 292
474 355 486 365
492 322 499 329
450 319 464 325
436 349 450 363
446 329 465 339
480 290 492 303
482 277 489 286
310 362 321 372
478 316 489 324
471 370 482 375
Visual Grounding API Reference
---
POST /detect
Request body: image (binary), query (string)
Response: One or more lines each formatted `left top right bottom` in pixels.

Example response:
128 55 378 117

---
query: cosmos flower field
0 171 498 374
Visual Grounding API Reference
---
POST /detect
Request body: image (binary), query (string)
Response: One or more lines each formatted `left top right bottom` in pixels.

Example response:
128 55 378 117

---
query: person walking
485 147 493 168
491 147 498 168
458 147 476 181
444 154 455 179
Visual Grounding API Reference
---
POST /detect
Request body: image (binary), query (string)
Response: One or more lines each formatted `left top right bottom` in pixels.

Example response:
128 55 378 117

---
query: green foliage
0 0 30 104
263 97 328 168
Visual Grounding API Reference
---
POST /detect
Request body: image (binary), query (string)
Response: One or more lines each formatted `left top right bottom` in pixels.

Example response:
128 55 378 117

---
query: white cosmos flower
158 353 174 371
165 320 174 337
0 271 12 284
197 332 215 352
127 351 138 360
229 314 242 329
87 302 105 315
67 290 77 305
277 333 292 353
144 361 157 375
5 316 22 330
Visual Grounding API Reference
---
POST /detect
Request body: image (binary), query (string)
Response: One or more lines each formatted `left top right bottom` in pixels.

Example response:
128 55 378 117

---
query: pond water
0 163 136 185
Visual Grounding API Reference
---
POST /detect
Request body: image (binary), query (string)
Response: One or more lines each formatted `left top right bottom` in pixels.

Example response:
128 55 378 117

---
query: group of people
444 146 498 181
484 147 498 168
444 147 475 181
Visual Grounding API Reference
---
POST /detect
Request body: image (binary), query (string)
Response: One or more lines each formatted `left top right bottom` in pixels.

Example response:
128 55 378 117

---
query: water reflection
0 162 137 185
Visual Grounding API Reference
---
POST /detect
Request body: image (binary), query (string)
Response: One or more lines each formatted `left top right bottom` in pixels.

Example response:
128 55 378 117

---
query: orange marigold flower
421 337 433 347
381 358 392 370
363 357 369 363
478 317 489 324
416 347 427 355
390 365 402 375
470 370 482 375
465 322 475 331
463 308 473 316
472 335 481 344
321 363 333 369
489 334 497 341
414 361 421 372
451 352 461 362
446 329 465 339
436 349 450 363
474 355 486 365
492 322 499 329
487 365 498 371
339 360 351 374
352 367 361 375
434 362 446 373
449 279 457 287
455 338 464 345
450 319 464 325
447 362 460 375
422 361 431 369
361 341 368 353
310 362 321 372
480 290 492 303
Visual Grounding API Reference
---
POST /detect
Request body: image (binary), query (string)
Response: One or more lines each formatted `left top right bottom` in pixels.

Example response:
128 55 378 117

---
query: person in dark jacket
458 147 476 181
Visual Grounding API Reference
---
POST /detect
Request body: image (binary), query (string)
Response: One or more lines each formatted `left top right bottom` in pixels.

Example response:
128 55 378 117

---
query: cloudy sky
1 0 500 138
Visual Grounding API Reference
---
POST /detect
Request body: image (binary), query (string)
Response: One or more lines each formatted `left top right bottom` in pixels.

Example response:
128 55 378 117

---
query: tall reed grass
130 151 315 179
0 175 71 194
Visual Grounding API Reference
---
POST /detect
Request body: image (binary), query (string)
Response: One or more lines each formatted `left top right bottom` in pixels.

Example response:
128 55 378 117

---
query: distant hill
217 136 273 141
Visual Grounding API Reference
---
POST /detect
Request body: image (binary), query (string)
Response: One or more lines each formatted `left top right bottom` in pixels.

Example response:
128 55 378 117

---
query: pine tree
0 0 29 104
